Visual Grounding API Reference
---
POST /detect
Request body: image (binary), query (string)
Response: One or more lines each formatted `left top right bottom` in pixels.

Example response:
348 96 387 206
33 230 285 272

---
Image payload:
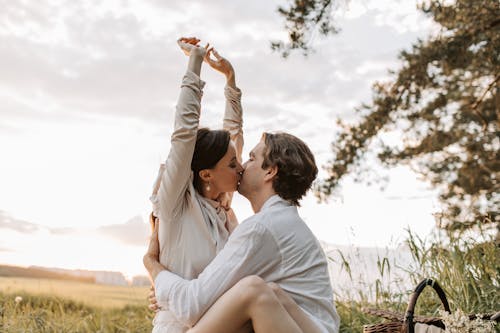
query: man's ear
199 169 212 183
264 165 278 182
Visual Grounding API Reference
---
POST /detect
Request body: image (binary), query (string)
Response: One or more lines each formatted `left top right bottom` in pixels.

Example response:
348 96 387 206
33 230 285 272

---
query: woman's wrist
143 254 165 281
225 72 236 88
187 52 204 75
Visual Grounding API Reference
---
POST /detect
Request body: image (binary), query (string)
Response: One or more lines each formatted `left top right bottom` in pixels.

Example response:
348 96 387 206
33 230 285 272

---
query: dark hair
191 128 231 193
261 132 318 206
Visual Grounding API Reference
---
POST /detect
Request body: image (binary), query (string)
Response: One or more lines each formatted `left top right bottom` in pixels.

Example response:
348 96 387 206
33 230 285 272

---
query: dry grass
0 277 149 308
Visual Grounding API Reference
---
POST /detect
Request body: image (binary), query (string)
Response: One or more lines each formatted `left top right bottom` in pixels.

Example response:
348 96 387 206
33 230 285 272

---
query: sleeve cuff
154 270 183 306
224 85 242 100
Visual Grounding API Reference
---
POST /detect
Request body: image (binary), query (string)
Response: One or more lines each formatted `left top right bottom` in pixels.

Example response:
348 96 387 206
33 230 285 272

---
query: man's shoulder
230 212 268 237
239 203 304 235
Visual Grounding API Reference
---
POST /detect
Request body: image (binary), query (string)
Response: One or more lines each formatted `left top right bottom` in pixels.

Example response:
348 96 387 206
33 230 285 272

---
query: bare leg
268 282 323 333
187 276 323 333
232 321 253 333
187 276 304 333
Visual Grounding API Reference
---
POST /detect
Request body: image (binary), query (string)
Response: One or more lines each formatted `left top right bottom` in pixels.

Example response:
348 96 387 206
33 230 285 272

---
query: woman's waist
159 240 219 279
153 309 189 333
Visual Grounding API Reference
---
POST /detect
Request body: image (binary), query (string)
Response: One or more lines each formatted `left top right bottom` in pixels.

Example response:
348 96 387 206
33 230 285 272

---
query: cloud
49 227 75 235
97 215 149 246
0 210 80 235
0 1 186 127
0 246 13 252
0 0 426 139
0 210 41 234
0 209 149 247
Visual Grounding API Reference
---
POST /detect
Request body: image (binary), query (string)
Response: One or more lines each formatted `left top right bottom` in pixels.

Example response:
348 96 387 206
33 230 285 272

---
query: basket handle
404 278 451 333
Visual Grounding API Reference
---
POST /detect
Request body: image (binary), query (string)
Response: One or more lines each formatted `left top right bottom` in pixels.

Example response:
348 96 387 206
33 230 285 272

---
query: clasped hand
177 37 234 78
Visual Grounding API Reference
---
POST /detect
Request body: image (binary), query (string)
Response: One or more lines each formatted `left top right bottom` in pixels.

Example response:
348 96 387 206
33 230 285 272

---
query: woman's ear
199 169 212 183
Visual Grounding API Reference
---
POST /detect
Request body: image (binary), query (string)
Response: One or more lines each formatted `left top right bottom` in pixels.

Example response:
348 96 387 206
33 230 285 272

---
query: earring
205 182 211 192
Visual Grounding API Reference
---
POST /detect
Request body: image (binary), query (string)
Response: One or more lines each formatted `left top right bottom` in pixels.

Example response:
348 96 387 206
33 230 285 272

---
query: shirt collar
260 195 291 212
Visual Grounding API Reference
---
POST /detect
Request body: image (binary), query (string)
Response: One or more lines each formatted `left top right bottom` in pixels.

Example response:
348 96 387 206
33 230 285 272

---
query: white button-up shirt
155 195 340 333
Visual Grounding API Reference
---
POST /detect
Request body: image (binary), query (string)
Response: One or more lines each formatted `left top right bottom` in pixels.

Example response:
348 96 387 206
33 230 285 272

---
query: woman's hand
204 48 235 80
216 192 232 211
177 37 208 58
143 218 166 280
148 286 161 312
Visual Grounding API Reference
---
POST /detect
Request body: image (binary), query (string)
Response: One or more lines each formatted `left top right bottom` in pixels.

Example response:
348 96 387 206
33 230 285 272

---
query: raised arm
205 48 243 160
156 39 207 229
205 48 243 214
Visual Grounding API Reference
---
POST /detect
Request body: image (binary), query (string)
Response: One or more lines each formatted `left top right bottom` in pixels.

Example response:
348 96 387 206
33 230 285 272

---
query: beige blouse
150 70 243 332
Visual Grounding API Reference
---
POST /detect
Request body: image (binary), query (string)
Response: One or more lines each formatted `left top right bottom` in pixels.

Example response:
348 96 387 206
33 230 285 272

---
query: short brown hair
261 132 318 206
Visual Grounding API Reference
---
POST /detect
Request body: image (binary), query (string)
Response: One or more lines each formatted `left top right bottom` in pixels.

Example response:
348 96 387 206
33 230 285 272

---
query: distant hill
131 275 151 286
0 265 95 283
36 267 128 286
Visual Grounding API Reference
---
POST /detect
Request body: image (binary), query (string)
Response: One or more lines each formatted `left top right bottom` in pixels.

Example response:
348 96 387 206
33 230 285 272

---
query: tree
272 0 341 57
313 0 499 234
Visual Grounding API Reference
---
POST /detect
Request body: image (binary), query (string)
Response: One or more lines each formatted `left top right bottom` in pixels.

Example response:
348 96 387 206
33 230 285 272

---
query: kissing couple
143 37 340 333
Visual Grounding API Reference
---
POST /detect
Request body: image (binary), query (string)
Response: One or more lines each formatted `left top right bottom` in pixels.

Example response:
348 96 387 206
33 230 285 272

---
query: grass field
0 277 153 332
0 277 150 308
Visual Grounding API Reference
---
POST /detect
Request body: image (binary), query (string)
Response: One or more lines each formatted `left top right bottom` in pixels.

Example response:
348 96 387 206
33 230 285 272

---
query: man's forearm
154 222 280 327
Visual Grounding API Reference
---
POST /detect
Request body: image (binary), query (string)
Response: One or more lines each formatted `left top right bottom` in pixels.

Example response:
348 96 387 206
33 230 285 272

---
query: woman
144 37 244 333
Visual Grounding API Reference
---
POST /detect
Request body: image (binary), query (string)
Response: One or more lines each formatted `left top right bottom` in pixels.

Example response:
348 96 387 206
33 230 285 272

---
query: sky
0 0 441 278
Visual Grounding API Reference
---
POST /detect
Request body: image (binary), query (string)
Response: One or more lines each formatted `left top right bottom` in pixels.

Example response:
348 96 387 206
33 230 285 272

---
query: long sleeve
157 71 205 228
150 164 165 218
223 85 243 161
154 220 281 327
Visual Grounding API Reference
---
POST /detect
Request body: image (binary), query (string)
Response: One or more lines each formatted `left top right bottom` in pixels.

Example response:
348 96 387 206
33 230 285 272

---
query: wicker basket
362 278 500 333
363 278 450 333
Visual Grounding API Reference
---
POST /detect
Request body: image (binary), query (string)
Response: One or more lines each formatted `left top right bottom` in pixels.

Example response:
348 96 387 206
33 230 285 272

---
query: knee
236 276 276 307
236 275 268 294
267 282 294 310
267 282 281 293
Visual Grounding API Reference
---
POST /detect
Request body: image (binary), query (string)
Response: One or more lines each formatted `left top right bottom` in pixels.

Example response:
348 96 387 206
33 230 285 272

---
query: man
144 132 340 333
